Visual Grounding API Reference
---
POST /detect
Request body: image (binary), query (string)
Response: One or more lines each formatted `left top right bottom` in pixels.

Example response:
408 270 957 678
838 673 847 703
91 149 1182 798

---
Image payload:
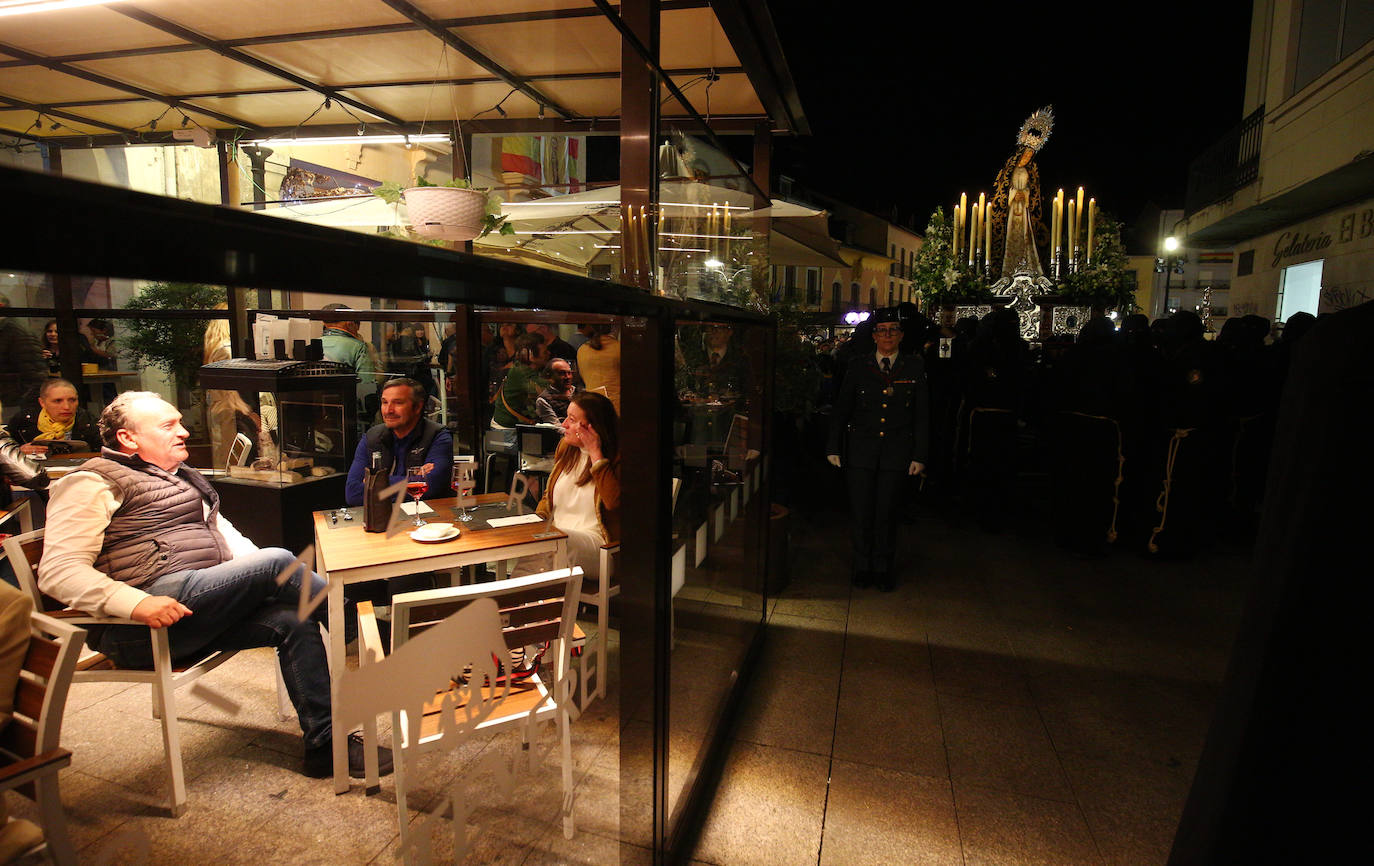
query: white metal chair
2 529 275 817
345 567 584 858
0 611 85 866
577 544 620 713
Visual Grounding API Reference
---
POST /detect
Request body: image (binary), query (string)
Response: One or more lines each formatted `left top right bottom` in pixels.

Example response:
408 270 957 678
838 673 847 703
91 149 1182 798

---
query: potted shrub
120 281 227 437
1056 211 1135 314
912 206 992 323
374 177 515 242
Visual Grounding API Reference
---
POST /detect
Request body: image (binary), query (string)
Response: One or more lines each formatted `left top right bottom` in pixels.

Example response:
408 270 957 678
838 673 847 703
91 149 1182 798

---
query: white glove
826 454 841 468
908 461 925 476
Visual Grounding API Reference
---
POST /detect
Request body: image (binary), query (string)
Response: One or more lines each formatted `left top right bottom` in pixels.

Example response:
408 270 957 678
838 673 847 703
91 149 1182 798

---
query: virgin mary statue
990 107 1055 293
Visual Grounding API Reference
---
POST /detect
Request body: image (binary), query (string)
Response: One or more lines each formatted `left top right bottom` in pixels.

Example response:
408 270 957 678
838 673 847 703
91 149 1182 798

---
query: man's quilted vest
82 449 232 587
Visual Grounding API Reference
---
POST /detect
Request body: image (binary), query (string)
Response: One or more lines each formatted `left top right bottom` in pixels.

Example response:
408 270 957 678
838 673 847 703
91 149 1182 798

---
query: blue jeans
89 548 351 748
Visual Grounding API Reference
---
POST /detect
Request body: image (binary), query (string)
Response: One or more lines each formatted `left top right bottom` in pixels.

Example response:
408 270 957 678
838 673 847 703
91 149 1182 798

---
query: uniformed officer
826 308 930 591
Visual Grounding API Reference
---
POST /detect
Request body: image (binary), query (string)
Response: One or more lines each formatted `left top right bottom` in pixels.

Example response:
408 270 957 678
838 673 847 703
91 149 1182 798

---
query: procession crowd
799 303 1316 561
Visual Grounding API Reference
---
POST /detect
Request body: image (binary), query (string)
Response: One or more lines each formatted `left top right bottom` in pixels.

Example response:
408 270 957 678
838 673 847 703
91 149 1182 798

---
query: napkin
487 513 543 527
400 501 435 516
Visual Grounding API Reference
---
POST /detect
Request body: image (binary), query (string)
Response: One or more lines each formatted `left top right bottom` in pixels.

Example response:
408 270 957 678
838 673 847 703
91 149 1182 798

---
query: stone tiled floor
9 495 1249 865
8 621 632 865
688 500 1250 866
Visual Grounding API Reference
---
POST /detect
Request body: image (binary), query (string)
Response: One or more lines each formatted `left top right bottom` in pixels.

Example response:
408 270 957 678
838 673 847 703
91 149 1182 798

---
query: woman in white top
520 392 621 579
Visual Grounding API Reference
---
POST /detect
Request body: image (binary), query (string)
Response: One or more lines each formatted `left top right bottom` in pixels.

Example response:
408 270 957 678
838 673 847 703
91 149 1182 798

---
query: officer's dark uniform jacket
827 352 931 470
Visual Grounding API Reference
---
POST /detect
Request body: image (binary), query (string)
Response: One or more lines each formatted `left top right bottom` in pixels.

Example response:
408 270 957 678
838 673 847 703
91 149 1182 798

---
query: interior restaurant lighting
595 245 711 253
0 0 130 16
239 133 451 146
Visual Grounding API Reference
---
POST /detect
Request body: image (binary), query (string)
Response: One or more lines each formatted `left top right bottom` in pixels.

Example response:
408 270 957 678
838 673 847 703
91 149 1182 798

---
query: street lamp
1155 236 1186 318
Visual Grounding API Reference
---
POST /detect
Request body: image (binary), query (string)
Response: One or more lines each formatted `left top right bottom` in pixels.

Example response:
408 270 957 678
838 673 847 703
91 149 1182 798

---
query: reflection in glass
668 318 767 822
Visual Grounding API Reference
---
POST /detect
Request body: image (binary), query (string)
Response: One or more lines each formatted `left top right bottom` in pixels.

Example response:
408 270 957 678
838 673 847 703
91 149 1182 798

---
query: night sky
768 1 1255 249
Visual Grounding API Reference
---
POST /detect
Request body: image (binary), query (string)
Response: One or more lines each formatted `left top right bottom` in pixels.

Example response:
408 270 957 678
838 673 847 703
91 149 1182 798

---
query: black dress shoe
303 732 395 779
851 571 872 588
876 572 896 592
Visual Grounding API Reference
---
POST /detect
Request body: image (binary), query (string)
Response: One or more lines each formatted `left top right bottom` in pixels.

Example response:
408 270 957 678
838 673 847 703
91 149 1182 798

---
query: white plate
410 523 459 543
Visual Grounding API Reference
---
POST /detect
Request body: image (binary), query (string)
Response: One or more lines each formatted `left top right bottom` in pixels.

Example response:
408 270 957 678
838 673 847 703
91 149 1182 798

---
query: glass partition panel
656 128 763 305
7 265 641 861
668 315 769 823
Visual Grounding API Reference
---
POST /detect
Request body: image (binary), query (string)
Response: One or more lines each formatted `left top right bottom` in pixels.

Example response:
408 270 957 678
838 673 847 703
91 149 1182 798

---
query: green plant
911 206 993 309
120 282 226 387
374 177 515 238
1057 211 1134 309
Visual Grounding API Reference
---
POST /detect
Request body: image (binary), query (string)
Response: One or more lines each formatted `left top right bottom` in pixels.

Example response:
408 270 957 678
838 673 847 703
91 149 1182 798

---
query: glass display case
198 358 357 550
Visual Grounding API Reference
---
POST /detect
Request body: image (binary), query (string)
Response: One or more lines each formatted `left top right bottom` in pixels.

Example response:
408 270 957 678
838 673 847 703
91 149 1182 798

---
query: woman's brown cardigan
535 439 621 545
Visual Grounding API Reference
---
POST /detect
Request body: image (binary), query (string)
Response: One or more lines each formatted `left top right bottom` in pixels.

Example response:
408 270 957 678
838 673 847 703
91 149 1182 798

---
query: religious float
916 107 1134 340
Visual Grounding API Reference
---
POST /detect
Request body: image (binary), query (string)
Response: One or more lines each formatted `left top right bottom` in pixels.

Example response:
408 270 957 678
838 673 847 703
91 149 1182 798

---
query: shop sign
1270 205 1374 268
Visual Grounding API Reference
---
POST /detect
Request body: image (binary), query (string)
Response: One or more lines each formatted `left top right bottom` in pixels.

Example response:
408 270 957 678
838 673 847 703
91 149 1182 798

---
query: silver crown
1016 106 1055 152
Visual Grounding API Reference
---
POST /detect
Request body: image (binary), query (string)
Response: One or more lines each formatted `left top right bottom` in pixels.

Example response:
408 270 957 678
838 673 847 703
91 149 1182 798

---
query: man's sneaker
302 732 394 779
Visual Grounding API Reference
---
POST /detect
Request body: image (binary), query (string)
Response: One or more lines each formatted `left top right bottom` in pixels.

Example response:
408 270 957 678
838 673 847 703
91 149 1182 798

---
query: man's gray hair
99 390 162 449
380 377 426 406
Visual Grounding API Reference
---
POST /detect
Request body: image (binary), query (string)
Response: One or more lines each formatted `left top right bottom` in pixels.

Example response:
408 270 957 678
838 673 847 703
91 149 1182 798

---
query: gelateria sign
1270 205 1374 268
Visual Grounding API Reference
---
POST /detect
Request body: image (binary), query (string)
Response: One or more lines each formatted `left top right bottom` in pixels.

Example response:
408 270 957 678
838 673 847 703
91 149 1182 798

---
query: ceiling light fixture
240 133 450 146
0 0 130 16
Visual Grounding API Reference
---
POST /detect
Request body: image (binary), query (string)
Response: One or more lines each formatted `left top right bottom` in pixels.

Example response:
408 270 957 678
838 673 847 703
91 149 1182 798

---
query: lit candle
968 198 978 268
723 205 731 266
958 193 967 262
710 203 719 264
1056 189 1065 258
1066 199 1076 266
956 200 967 261
643 204 651 277
984 199 992 270
1075 186 1085 256
976 192 986 267
1051 193 1061 264
1086 198 1096 264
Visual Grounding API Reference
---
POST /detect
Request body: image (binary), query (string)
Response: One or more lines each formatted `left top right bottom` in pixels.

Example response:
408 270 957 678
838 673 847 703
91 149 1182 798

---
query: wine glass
452 459 476 523
406 465 428 528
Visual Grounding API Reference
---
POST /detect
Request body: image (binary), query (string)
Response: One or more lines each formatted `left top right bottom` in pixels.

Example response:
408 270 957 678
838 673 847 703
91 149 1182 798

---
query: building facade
1179 0 1374 327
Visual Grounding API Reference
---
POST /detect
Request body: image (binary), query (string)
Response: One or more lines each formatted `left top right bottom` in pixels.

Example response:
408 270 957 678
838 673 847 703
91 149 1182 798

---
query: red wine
406 482 428 498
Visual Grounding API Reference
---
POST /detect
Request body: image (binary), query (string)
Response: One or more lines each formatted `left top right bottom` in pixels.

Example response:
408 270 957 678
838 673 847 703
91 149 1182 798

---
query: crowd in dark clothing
803 304 1320 557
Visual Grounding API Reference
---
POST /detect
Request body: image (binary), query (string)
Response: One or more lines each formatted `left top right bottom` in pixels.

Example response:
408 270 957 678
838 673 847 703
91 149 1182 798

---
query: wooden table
0 496 32 534
312 493 568 793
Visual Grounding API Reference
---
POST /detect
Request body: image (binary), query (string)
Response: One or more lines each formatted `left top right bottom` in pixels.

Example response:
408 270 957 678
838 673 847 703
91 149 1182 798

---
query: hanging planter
402 185 487 241
374 178 515 243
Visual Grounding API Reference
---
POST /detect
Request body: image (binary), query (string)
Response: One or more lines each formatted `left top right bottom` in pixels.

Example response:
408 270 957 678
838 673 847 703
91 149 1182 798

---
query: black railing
1186 105 1264 214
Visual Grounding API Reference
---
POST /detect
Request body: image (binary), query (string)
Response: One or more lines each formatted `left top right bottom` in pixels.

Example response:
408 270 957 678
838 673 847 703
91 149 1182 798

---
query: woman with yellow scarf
6 379 100 455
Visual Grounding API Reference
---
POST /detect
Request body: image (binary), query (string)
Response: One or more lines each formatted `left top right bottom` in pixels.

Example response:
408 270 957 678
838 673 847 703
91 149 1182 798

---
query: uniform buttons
878 431 885 437
880 417 886 423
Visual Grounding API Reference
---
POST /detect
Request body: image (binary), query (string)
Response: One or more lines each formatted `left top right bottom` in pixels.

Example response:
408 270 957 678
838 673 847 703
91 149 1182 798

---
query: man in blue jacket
345 378 452 507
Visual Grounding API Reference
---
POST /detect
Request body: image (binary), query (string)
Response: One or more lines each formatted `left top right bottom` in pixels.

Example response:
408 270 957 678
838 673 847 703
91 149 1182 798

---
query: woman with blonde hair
575 324 620 412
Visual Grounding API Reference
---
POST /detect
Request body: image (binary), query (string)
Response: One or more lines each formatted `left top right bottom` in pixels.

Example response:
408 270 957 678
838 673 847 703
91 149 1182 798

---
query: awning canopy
0 0 808 145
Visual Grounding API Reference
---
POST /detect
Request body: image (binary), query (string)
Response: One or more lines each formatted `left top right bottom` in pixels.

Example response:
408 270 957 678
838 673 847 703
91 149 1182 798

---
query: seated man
36 391 389 778
535 358 579 425
345 377 452 507
6 378 100 454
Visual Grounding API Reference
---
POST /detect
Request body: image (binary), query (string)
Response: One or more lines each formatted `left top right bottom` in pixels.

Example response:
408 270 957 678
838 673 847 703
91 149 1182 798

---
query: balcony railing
1186 105 1264 215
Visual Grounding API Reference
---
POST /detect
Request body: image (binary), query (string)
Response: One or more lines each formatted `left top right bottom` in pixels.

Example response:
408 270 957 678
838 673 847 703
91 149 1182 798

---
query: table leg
327 566 349 794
